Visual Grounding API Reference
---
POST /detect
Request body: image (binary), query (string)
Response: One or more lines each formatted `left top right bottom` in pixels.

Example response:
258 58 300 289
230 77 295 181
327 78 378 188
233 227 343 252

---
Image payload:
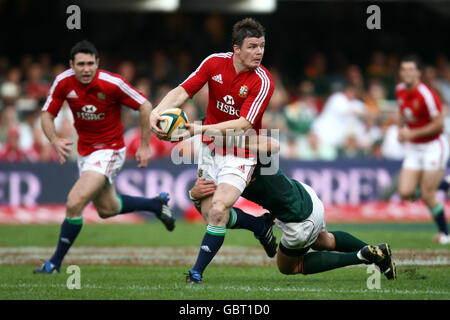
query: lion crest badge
239 85 248 98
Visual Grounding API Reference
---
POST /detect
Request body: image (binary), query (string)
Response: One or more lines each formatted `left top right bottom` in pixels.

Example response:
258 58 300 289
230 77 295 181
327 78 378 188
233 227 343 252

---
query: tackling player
396 56 449 244
189 138 397 281
150 18 276 284
34 40 175 274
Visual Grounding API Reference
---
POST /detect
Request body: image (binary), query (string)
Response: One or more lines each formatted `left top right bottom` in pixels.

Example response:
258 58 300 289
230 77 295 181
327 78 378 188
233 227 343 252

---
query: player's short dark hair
232 18 265 47
400 55 422 70
70 40 98 61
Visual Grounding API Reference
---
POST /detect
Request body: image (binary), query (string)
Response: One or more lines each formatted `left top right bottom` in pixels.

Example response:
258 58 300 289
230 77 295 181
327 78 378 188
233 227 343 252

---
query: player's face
399 62 421 87
234 37 265 70
70 53 99 85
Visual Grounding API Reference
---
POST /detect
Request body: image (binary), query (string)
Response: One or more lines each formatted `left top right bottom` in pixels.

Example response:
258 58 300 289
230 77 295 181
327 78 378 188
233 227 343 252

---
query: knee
419 187 434 204
97 211 111 219
94 203 117 219
312 232 335 251
420 187 434 200
211 199 228 214
66 195 85 218
209 200 229 225
422 196 436 208
278 264 297 275
421 194 433 205
398 189 414 200
277 253 305 275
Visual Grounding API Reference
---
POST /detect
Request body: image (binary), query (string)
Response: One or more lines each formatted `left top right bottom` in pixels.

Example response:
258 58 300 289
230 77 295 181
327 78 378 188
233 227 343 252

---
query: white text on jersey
76 105 105 120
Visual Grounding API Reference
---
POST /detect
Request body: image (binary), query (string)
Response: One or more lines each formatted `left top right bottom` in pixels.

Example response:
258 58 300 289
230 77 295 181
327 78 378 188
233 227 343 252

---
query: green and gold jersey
241 165 313 223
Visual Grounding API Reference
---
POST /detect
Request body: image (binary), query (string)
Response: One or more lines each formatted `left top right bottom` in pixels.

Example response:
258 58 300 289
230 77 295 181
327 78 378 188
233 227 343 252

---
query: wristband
189 190 202 207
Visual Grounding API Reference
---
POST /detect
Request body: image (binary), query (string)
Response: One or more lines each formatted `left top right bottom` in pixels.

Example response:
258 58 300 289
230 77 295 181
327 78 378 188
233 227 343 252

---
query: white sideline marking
0 247 449 266
0 283 449 296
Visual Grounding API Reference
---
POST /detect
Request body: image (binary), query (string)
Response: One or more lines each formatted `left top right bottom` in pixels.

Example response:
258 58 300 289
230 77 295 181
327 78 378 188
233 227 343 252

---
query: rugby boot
256 213 277 258
433 232 450 244
357 245 385 265
185 270 202 284
375 243 397 280
155 192 175 231
33 260 60 274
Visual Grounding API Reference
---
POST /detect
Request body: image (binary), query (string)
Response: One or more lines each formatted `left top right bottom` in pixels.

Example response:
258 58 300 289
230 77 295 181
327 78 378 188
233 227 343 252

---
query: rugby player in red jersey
150 18 277 283
396 56 449 244
34 41 175 274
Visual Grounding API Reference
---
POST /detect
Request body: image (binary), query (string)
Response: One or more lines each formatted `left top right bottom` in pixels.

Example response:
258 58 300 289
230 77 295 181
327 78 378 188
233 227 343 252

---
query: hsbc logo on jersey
223 95 234 105
216 95 239 116
77 105 105 120
403 107 416 123
81 105 97 113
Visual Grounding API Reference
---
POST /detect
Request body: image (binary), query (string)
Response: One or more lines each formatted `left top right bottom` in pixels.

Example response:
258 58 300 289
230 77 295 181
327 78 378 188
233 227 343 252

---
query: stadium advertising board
1 159 448 223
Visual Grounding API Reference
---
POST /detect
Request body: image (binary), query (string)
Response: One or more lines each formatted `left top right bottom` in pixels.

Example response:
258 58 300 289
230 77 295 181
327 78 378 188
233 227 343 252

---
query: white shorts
197 143 256 193
276 182 326 251
77 147 126 184
402 135 449 171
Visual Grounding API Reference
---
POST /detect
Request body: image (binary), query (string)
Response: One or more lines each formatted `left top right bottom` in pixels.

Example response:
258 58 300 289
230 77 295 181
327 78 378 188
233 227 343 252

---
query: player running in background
150 18 276 284
34 40 175 274
396 56 449 244
189 137 396 282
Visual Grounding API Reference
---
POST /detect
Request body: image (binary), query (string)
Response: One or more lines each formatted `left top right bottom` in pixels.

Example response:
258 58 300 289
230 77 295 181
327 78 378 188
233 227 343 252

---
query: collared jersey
396 81 443 143
242 165 313 223
181 52 274 155
42 69 146 156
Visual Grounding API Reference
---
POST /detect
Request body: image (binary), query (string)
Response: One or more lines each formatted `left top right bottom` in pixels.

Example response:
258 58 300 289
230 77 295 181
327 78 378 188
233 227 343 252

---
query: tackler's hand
190 178 216 200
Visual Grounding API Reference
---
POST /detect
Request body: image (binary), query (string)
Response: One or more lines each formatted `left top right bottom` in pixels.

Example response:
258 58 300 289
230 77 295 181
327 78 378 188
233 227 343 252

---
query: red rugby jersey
181 52 274 155
42 69 147 156
396 81 443 143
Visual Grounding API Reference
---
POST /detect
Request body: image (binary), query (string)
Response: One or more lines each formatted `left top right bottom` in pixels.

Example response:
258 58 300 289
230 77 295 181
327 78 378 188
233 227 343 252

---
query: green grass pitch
0 222 449 300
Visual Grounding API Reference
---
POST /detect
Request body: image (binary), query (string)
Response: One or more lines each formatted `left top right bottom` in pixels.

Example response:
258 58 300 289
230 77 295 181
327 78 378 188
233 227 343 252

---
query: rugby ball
158 108 189 138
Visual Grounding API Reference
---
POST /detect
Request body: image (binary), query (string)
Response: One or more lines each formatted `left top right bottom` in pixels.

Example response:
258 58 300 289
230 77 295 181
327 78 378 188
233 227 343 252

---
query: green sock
414 187 421 200
303 251 362 274
65 216 83 225
330 231 367 252
428 203 449 235
429 203 444 216
226 208 237 228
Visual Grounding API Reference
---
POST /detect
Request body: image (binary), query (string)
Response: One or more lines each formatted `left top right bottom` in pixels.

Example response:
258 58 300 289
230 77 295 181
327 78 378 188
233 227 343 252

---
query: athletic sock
117 194 162 215
49 216 83 268
226 207 265 237
429 203 449 235
330 231 368 252
414 187 421 200
303 251 362 275
191 225 226 275
439 179 450 192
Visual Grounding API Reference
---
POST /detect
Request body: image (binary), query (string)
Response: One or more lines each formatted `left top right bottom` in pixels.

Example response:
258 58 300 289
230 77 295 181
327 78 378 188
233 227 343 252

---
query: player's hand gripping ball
158 108 189 140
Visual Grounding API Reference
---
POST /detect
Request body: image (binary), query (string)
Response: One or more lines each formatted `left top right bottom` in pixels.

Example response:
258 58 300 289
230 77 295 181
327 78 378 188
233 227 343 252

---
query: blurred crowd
1 50 450 163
